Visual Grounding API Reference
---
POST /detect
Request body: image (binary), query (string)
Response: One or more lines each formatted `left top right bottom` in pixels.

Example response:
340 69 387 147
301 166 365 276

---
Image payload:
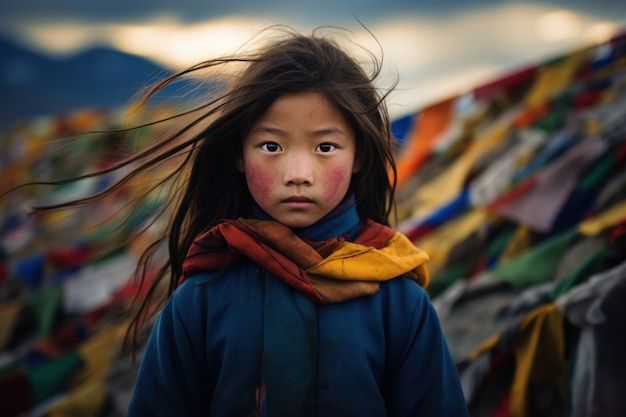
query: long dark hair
11 26 399 352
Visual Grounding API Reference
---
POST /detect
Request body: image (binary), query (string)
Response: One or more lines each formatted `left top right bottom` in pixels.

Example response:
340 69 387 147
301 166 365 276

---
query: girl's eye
261 142 282 152
316 143 336 153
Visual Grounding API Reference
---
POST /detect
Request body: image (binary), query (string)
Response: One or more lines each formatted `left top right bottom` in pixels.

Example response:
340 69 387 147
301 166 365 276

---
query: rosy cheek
322 166 352 199
244 162 277 202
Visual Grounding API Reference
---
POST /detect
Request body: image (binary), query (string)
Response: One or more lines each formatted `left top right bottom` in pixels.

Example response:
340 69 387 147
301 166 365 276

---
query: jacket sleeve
126 281 211 416
385 281 469 417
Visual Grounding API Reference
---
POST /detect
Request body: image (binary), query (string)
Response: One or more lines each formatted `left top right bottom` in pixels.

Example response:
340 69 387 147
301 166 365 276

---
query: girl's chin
273 214 322 229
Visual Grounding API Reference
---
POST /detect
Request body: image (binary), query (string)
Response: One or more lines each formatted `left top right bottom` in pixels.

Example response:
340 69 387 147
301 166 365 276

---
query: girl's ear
236 156 245 172
352 158 362 174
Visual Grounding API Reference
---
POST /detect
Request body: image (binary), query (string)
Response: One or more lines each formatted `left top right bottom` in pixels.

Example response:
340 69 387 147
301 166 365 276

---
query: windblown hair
19 26 399 352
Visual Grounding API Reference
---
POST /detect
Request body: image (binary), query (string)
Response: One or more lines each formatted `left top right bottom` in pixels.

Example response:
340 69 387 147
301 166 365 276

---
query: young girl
118 27 470 416
32 27 468 416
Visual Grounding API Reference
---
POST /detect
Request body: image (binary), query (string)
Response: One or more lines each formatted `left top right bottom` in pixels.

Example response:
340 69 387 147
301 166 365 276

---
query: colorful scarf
181 218 429 303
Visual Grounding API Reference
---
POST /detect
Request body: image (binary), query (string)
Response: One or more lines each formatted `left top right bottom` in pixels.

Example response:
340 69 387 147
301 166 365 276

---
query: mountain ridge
0 36 174 129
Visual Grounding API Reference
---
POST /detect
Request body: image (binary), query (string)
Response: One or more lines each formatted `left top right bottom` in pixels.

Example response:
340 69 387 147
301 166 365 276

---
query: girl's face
239 92 360 228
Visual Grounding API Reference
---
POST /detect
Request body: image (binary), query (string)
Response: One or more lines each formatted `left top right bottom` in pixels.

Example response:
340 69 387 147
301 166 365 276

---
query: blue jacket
127 204 469 416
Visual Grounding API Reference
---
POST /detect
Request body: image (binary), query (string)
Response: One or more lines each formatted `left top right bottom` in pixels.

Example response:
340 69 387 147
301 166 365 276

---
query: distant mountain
0 36 177 129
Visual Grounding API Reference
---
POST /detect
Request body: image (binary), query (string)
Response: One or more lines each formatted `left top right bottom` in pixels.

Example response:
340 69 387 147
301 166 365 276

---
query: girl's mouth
283 196 314 208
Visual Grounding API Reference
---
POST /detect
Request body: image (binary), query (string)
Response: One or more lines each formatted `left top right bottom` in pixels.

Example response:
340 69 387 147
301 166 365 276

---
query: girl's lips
283 196 314 208
284 196 313 202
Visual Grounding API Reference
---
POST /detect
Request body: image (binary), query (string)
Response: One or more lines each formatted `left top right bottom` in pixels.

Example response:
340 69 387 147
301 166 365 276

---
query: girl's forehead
252 93 351 130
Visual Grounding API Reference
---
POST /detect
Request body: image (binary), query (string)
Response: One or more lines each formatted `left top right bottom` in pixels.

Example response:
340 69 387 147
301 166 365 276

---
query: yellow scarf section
305 232 430 303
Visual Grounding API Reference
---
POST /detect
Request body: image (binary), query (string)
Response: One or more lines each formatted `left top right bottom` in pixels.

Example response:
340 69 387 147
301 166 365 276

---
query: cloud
358 3 624 113
0 0 499 28
4 2 625 116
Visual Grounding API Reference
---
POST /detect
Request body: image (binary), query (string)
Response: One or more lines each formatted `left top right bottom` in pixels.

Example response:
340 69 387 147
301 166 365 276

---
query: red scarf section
181 218 395 304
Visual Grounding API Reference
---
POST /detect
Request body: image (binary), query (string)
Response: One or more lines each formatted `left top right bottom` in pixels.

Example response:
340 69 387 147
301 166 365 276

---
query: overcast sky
2 0 626 115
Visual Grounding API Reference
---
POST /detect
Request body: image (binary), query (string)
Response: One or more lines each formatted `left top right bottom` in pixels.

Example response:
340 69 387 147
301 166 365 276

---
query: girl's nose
284 155 314 185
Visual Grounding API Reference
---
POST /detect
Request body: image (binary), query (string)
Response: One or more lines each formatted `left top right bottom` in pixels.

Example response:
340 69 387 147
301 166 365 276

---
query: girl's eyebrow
310 127 347 136
249 126 285 135
249 126 349 138
308 128 353 142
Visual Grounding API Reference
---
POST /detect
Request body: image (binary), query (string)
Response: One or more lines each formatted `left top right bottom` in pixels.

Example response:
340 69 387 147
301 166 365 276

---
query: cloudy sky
2 0 626 116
